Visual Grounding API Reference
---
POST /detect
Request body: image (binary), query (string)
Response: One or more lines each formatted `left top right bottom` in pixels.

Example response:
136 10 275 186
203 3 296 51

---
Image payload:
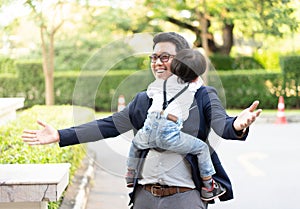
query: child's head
171 49 207 83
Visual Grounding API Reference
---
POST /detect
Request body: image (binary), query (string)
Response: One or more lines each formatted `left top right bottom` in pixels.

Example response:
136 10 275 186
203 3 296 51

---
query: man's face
150 42 176 80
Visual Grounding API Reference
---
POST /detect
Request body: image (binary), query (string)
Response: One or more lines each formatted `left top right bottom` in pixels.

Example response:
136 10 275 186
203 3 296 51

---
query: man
22 32 262 209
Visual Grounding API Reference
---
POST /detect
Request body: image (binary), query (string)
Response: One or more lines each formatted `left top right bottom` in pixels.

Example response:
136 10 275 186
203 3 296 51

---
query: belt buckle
151 185 163 197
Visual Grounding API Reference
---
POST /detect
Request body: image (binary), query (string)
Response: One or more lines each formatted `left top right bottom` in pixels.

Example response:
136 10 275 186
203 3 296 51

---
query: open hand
22 120 60 145
233 100 262 131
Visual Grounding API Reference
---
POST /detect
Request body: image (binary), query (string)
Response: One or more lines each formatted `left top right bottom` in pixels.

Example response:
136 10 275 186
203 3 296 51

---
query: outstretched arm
233 100 262 132
22 120 60 145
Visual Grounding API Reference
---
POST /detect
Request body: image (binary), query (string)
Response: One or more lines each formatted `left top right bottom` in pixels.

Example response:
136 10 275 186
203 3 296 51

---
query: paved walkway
86 133 133 209
85 168 130 209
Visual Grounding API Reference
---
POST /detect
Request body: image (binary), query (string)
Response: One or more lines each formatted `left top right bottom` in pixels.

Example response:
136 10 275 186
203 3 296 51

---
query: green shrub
280 55 300 107
210 54 264 70
233 56 264 70
0 74 18 96
280 55 300 77
208 70 282 109
111 55 149 70
0 56 16 74
15 60 45 105
209 54 234 70
54 69 153 111
253 51 281 71
1 58 300 109
0 105 94 209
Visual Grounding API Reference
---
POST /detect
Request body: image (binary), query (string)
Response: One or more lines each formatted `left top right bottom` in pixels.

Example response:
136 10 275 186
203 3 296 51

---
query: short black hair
153 32 191 52
171 49 207 83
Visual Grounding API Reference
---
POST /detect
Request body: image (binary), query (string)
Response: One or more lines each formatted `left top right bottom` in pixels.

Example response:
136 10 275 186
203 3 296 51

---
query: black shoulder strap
162 78 189 111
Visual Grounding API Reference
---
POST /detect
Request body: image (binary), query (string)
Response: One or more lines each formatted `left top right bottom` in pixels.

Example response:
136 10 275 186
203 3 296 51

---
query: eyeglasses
149 53 175 63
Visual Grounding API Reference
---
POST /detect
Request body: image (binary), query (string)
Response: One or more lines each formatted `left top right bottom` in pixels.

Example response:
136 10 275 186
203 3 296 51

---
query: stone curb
59 152 96 209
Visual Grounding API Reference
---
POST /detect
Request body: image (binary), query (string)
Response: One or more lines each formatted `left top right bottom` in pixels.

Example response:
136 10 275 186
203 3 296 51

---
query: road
86 123 300 209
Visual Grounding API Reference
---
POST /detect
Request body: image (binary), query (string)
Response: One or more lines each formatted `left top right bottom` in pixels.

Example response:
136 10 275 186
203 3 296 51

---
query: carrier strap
162 79 189 111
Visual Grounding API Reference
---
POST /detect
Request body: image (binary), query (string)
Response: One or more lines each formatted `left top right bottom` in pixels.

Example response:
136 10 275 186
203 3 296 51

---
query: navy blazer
58 85 248 204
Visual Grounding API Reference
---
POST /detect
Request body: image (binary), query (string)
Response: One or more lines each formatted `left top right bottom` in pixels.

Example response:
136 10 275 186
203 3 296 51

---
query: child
126 49 226 201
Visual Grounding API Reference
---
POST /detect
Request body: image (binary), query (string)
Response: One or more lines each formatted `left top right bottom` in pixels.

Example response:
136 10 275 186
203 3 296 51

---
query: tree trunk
166 12 234 55
195 9 234 55
220 23 234 55
197 0 211 56
40 26 55 105
44 70 54 105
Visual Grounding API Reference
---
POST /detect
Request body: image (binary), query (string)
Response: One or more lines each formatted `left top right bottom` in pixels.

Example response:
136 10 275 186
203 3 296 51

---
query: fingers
256 109 262 117
22 129 39 144
37 120 47 127
22 129 38 134
22 133 37 141
22 135 38 142
22 131 37 139
22 133 42 145
22 120 47 146
22 137 37 142
249 100 260 112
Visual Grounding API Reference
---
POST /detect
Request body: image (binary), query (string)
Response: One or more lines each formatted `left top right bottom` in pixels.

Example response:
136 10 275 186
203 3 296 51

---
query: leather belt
143 184 193 197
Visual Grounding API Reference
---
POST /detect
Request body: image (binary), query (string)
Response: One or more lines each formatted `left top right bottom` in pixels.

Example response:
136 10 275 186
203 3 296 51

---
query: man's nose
154 58 163 65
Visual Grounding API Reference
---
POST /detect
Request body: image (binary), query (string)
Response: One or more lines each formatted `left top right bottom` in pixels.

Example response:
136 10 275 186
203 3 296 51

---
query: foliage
280 55 300 77
213 0 299 37
209 70 283 109
0 73 17 96
15 59 45 104
54 37 102 71
2 61 300 109
50 2 160 72
0 61 154 110
279 55 300 107
209 54 264 70
0 105 94 209
1 0 299 70
143 0 299 54
0 55 15 74
111 55 149 71
253 50 281 71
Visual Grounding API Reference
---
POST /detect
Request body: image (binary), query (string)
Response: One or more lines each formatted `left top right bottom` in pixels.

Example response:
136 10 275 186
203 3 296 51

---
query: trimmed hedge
1 59 300 109
280 56 300 107
16 60 45 104
209 54 265 70
208 70 282 109
0 62 154 110
0 105 94 209
0 56 16 74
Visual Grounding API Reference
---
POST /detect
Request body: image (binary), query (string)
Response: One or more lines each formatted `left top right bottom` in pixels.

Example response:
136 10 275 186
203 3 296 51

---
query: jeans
127 112 215 178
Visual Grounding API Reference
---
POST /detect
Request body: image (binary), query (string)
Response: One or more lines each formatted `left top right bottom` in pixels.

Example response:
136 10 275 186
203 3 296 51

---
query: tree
24 0 69 105
143 0 299 55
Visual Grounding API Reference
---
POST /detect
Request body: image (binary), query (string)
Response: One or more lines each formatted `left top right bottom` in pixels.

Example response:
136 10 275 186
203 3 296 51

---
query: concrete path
86 132 132 209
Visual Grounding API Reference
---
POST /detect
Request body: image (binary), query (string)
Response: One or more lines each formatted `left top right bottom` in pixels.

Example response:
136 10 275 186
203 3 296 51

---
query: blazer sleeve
58 102 134 147
199 86 248 140
58 91 150 147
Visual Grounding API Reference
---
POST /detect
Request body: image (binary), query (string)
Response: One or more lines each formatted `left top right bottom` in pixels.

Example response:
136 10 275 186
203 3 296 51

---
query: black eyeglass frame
149 53 175 63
